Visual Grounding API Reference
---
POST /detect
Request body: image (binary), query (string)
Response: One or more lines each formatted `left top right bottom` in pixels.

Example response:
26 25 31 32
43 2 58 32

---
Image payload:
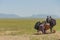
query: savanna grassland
0 18 60 40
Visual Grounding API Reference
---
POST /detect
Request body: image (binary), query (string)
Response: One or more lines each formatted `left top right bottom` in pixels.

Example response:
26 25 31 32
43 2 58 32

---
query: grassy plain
0 18 59 35
0 18 60 40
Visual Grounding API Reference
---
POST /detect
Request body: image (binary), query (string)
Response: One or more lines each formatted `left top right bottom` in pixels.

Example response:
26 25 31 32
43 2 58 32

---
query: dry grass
0 31 60 40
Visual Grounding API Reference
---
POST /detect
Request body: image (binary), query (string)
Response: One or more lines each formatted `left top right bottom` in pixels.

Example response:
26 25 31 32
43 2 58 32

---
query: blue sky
0 0 60 17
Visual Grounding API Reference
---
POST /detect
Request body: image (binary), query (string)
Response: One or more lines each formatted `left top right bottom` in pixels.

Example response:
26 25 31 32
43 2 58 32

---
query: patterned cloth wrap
39 23 50 31
44 23 50 30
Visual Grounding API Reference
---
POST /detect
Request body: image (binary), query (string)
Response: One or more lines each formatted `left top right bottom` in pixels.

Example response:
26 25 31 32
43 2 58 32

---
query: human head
47 16 50 19
50 16 52 18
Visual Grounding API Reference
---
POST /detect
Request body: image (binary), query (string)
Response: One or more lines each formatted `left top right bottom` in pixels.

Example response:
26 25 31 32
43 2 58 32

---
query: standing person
46 16 50 23
46 16 53 32
49 16 53 32
49 16 56 33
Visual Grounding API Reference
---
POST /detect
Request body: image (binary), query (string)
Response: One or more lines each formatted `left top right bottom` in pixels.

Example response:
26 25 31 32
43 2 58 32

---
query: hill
0 13 59 18
0 13 20 18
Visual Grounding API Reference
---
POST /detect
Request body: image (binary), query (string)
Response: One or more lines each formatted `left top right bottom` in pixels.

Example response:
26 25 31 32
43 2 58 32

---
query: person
46 16 49 23
49 16 56 32
46 16 52 32
34 21 41 30
50 16 52 20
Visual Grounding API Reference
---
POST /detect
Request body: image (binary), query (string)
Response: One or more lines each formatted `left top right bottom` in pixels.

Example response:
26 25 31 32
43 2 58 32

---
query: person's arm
46 18 48 22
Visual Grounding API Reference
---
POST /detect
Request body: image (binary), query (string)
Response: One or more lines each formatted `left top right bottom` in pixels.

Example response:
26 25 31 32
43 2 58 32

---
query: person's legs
44 29 46 34
50 27 52 33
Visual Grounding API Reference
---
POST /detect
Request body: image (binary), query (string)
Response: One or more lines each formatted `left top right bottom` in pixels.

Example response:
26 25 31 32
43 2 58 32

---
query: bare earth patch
0 31 60 40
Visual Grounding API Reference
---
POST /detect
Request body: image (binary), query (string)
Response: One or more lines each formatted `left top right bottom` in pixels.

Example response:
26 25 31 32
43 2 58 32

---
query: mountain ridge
0 13 20 18
0 13 59 18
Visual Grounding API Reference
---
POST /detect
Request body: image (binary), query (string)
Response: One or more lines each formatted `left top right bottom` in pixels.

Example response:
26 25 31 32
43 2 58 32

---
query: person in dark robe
46 16 56 33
